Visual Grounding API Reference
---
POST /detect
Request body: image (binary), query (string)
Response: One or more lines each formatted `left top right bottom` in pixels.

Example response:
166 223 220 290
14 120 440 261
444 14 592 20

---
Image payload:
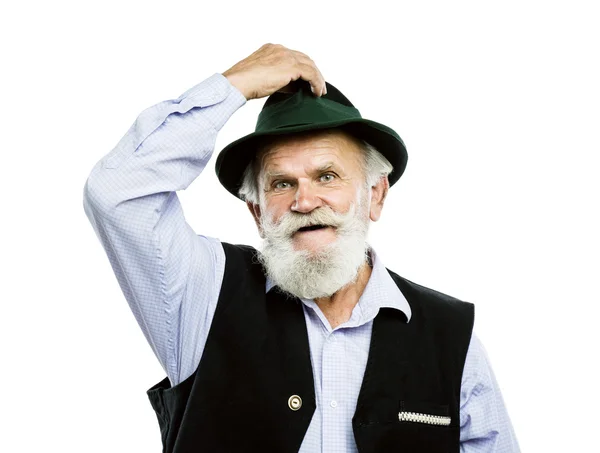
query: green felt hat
215 79 408 199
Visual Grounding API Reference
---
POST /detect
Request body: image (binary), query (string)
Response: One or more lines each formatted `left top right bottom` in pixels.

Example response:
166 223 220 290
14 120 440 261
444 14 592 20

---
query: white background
1 0 598 451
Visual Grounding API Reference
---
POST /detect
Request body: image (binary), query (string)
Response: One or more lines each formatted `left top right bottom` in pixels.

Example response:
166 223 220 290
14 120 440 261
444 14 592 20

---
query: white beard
257 190 370 300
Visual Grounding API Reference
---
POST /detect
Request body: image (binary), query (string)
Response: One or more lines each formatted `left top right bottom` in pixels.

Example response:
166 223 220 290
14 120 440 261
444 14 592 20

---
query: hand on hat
222 43 327 101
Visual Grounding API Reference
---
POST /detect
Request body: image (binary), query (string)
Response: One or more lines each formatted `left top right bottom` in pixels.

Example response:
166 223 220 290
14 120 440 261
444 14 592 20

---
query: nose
291 179 323 213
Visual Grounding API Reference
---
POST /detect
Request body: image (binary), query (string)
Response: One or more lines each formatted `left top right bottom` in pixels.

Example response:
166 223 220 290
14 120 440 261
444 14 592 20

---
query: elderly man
83 44 520 452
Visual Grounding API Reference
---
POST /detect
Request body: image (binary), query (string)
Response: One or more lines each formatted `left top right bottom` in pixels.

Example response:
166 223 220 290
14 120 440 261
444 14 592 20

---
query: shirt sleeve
459 332 521 452
82 73 247 387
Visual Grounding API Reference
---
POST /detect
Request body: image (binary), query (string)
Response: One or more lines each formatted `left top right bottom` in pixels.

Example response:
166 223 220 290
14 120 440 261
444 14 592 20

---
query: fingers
294 62 326 97
293 54 327 97
245 43 326 99
265 44 326 96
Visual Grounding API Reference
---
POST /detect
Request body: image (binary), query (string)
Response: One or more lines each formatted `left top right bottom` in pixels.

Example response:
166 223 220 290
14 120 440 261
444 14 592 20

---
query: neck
314 259 373 329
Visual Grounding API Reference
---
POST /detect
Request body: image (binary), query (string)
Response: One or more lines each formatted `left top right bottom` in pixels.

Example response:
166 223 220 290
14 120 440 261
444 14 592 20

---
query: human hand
222 43 327 101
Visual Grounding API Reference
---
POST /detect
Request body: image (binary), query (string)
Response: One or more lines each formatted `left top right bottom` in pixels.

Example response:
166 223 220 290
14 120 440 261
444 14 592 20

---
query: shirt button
288 395 302 411
330 400 338 408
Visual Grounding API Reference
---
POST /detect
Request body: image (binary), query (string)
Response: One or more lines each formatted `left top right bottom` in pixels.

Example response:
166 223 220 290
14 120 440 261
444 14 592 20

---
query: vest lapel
264 287 316 451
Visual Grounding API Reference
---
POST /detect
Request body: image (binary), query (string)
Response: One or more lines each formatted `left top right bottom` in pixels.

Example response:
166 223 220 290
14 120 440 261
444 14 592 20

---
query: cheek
324 185 363 212
262 198 288 224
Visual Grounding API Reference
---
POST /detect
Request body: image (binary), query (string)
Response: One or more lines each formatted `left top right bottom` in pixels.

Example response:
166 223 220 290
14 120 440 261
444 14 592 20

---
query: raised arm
83 44 327 387
83 73 246 385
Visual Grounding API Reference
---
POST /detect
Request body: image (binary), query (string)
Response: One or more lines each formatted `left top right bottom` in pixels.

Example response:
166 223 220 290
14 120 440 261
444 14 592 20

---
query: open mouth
296 224 330 233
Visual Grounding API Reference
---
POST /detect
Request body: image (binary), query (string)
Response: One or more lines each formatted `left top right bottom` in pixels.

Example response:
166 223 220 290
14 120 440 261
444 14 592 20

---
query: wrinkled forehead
257 128 365 173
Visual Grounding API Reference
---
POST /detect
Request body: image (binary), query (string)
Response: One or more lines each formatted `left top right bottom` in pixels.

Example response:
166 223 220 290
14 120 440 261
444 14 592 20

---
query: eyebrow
315 162 336 173
263 170 288 181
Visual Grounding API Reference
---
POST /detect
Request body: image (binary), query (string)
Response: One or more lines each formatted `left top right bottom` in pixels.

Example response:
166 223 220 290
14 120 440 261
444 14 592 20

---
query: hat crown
262 80 356 109
256 80 362 132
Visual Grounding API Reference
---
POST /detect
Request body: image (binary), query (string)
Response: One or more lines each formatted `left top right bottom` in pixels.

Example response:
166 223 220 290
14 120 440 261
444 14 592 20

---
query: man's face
256 129 369 253
246 129 387 299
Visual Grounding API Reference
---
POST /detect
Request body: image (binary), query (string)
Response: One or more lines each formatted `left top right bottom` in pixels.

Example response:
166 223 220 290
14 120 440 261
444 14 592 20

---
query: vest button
288 395 302 411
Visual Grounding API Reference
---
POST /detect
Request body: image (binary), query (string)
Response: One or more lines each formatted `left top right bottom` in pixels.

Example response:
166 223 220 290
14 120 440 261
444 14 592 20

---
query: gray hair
238 135 393 205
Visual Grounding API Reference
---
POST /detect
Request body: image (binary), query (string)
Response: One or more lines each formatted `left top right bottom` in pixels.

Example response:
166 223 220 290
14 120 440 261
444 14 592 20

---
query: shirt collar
265 247 412 323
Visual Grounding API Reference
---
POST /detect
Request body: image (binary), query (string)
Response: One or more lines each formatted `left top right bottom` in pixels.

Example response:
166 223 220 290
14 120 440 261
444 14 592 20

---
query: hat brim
215 118 408 200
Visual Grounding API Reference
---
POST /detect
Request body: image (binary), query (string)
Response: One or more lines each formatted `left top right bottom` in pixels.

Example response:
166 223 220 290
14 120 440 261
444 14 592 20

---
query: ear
246 201 265 238
369 175 389 222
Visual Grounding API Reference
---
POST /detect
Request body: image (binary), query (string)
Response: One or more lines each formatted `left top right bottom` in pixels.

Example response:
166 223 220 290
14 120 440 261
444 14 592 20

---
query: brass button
288 395 302 411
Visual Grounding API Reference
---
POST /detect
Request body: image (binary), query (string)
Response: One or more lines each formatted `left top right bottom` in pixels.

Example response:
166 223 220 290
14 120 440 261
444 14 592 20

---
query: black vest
147 242 474 452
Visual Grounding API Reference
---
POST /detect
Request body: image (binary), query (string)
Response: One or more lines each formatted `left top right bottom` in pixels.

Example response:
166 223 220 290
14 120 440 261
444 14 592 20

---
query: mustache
261 205 356 239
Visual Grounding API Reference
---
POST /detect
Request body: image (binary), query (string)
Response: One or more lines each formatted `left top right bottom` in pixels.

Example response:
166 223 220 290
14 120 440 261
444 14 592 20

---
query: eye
319 173 335 183
273 181 292 190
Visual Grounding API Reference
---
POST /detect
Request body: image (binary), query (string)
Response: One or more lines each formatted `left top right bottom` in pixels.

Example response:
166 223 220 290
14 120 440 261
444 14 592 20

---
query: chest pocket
394 401 455 452
354 400 457 453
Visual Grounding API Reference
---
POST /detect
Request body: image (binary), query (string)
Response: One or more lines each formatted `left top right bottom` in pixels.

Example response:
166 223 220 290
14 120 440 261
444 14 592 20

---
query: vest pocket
398 400 451 426
354 400 456 452
393 400 453 452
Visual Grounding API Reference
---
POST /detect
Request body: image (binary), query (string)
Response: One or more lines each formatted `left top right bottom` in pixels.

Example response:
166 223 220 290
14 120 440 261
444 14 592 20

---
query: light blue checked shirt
83 72 520 452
